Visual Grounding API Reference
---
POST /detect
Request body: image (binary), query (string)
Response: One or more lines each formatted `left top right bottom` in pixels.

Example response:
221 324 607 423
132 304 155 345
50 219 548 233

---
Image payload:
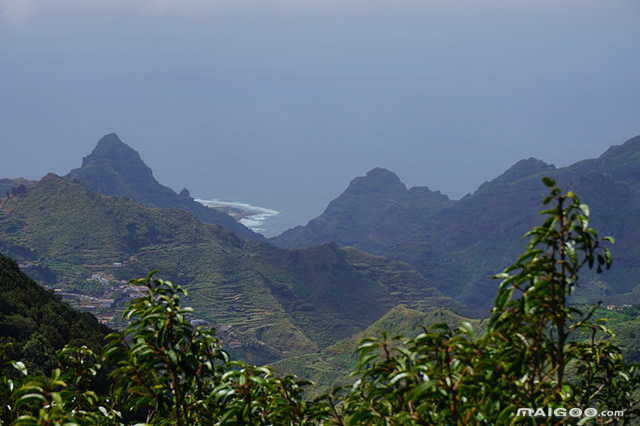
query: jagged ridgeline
65 133 263 241
0 253 110 375
272 135 640 310
2 179 638 425
0 174 464 366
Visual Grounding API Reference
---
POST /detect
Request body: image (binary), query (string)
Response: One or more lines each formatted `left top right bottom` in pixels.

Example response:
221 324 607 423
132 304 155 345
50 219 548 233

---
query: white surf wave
195 198 280 234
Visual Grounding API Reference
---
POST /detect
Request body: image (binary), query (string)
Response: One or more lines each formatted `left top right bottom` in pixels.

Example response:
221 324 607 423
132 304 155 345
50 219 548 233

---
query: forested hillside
0 253 110 375
0 174 463 366
1 180 637 424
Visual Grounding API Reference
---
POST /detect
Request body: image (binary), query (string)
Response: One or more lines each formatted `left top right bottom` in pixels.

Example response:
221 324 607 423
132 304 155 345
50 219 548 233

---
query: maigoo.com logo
516 407 624 419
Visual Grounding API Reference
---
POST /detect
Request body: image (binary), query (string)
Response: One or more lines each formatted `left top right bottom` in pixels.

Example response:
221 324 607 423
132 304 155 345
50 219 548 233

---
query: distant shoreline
195 198 280 235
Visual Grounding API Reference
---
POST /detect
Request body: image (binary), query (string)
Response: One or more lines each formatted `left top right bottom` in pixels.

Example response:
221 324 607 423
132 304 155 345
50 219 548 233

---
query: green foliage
0 173 459 366
271 305 485 399
104 272 229 424
0 273 331 424
335 178 640 424
0 254 110 375
1 178 639 424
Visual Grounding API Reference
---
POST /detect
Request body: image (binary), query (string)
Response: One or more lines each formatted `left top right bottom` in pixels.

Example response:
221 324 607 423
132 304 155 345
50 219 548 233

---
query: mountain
272 167 454 253
0 252 111 375
0 174 465 366
65 133 262 241
272 136 640 310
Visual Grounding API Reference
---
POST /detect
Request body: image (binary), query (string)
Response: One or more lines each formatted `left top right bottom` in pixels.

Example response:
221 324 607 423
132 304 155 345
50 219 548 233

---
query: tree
338 178 639 424
1 178 638 424
3 274 329 425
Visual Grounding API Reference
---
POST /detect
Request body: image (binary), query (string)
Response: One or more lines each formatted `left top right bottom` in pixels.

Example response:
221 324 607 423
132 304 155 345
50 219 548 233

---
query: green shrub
338 178 640 424
1 178 638 424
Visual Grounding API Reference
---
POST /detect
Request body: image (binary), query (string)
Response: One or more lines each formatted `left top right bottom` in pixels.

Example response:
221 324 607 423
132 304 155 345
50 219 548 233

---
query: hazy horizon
2 0 639 235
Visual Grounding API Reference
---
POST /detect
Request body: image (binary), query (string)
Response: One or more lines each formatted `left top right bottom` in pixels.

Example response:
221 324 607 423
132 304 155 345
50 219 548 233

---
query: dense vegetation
0 254 110 376
0 173 461 367
1 179 638 424
0 179 35 201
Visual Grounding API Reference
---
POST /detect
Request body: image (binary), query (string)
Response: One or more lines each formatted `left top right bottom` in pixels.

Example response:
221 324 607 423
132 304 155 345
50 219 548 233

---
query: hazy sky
1 0 639 235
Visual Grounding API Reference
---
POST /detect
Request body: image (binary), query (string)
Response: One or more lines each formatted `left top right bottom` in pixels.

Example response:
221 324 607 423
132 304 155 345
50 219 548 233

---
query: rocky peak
474 157 555 196
65 134 263 241
75 133 154 182
501 158 555 182
82 133 151 172
345 167 407 197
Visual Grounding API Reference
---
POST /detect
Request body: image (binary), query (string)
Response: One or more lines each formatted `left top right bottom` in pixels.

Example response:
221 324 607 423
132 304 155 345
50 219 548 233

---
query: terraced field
0 174 466 367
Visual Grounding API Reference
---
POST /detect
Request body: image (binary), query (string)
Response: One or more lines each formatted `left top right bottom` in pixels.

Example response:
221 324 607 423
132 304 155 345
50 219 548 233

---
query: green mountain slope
270 304 486 396
272 136 640 310
0 174 463 366
0 252 110 375
65 133 262 241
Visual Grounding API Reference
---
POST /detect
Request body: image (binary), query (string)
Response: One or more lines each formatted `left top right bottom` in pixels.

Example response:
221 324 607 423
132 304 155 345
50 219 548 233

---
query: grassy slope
272 302 640 398
0 174 463 366
271 304 486 397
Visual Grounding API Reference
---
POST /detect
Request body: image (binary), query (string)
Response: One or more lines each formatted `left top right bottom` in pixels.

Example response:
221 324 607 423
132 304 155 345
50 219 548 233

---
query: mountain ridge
272 135 640 309
0 174 466 366
272 167 453 252
66 133 263 241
